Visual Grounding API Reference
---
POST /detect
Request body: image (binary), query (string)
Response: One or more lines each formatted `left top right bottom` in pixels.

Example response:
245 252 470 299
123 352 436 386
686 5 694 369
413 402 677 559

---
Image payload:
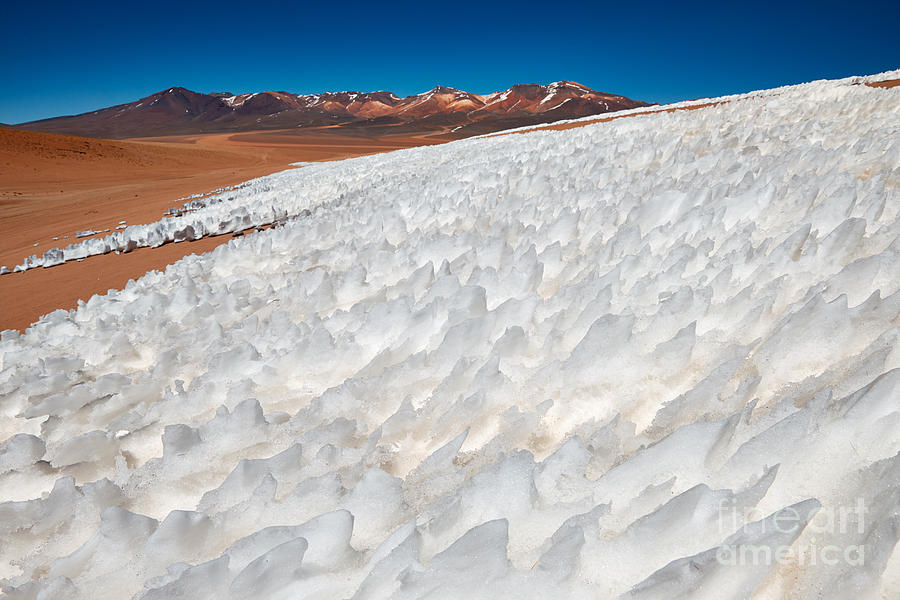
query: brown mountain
15 82 651 139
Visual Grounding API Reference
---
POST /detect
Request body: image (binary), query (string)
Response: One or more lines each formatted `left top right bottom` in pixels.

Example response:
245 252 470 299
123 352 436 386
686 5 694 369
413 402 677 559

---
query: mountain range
14 82 651 139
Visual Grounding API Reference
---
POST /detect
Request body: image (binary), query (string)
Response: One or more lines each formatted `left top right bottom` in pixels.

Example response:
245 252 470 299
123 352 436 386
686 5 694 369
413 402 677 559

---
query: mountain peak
422 85 466 96
550 80 590 88
158 86 194 95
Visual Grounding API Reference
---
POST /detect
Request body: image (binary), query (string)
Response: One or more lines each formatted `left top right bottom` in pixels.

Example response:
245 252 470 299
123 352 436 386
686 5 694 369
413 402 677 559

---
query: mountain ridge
15 82 651 139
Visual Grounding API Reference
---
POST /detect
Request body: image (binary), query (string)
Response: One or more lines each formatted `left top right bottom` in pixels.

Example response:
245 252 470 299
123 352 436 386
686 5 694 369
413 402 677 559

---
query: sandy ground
0 236 229 331
0 128 443 331
868 79 900 89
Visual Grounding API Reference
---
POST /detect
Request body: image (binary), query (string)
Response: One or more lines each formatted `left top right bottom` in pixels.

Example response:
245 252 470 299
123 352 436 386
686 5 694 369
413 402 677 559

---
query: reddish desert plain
0 127 443 331
2 79 895 332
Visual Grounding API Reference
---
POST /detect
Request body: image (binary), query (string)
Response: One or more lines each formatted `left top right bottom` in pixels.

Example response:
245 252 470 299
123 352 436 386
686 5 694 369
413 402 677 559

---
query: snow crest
1 73 899 598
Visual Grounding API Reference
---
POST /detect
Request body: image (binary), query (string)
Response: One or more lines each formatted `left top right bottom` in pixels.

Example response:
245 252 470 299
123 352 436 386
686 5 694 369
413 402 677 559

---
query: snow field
0 73 899 598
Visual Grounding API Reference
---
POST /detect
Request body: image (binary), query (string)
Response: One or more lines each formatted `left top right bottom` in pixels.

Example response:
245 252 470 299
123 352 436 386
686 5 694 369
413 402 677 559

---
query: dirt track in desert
0 128 443 331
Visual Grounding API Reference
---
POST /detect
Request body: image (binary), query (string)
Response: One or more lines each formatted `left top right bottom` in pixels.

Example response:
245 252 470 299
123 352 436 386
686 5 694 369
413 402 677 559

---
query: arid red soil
0 236 229 331
0 128 443 331
867 79 900 89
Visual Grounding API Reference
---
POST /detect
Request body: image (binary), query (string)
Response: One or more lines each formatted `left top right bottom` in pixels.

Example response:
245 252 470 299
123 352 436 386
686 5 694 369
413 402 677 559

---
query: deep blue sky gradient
1 0 897 124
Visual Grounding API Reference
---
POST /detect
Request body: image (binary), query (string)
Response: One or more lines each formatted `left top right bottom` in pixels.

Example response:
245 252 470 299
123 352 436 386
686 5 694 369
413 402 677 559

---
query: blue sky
1 0 897 124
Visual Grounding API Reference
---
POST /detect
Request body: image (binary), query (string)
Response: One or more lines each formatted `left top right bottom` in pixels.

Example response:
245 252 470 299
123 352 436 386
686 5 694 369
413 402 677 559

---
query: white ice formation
0 72 899 599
